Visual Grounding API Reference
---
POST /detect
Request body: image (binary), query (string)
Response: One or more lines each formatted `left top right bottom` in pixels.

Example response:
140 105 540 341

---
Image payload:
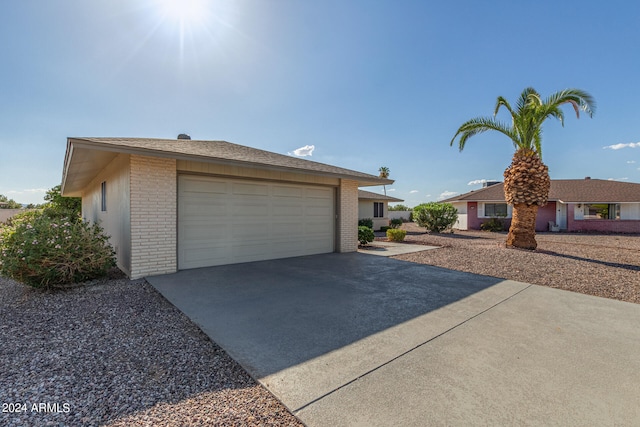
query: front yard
392 223 640 304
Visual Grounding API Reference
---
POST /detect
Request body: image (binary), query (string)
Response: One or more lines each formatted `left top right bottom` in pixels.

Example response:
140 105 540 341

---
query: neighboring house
357 189 404 230
443 178 640 233
61 136 392 279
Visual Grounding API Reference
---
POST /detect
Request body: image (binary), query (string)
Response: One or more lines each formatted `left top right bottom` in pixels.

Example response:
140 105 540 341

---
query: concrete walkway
357 240 439 256
147 253 640 426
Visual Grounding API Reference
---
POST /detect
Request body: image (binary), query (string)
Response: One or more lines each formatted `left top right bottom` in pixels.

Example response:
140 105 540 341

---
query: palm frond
450 86 595 159
515 87 540 112
494 96 514 118
450 117 518 151
545 89 596 118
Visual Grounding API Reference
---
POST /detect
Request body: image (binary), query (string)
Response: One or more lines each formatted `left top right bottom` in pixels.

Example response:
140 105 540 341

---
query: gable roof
62 137 393 195
358 189 404 202
442 179 640 204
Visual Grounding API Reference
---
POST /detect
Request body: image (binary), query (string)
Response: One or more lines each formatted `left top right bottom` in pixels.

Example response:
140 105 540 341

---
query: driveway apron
147 252 640 426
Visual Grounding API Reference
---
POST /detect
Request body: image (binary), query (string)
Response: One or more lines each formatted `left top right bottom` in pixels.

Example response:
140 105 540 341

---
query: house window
484 203 507 217
374 202 384 218
584 204 620 220
101 181 107 212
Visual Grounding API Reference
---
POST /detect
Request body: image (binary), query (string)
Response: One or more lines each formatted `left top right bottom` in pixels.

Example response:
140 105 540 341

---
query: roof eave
64 138 392 190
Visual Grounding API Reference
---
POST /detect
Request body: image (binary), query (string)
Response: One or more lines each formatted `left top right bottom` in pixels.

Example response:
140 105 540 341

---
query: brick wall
338 179 358 252
535 203 556 231
567 204 640 232
130 155 177 278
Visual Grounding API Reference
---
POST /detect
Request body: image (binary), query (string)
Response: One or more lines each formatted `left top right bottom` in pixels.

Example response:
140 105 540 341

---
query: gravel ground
391 223 640 304
2 228 638 426
0 273 302 427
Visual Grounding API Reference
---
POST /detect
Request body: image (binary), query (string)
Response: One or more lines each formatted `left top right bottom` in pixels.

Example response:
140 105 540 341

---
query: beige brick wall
130 155 177 278
337 179 359 252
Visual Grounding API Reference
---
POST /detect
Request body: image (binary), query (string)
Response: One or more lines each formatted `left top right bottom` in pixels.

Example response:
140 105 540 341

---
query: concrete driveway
148 253 640 426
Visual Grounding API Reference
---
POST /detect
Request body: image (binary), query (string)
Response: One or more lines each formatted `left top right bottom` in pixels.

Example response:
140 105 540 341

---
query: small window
374 202 384 218
484 203 507 217
101 181 107 212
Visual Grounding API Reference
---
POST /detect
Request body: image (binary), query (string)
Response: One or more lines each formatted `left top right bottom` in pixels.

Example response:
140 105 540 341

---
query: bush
358 218 373 229
380 226 390 232
413 202 458 233
0 210 115 288
358 226 375 245
386 229 407 242
480 217 506 232
390 218 403 229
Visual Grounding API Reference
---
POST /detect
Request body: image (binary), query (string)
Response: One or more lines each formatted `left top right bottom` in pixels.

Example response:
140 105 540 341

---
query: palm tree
450 87 595 249
379 166 390 196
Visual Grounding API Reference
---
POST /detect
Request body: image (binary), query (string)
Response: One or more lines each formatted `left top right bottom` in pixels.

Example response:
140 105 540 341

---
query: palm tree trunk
506 204 538 250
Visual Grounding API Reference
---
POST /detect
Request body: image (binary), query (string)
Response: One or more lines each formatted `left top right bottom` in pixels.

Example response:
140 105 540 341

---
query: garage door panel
273 185 304 198
181 177 228 194
179 175 335 269
306 187 332 198
181 227 228 242
232 182 269 196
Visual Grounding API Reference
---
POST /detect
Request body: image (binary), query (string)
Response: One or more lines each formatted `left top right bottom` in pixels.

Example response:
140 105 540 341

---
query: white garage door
178 175 335 269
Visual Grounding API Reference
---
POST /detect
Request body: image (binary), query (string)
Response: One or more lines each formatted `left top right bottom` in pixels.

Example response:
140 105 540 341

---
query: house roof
358 189 404 202
442 178 640 204
62 137 393 196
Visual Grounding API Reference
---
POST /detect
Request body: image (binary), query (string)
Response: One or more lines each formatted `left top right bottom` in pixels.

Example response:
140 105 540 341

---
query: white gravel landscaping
2 225 638 426
0 275 303 427
392 223 640 304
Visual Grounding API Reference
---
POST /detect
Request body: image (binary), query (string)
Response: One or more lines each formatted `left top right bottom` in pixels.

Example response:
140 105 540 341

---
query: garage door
178 175 335 269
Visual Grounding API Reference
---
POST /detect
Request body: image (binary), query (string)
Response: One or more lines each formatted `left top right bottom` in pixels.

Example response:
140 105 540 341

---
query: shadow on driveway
147 253 503 379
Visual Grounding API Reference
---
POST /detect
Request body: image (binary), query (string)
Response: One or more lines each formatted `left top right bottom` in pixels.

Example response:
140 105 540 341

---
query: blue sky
1 0 639 206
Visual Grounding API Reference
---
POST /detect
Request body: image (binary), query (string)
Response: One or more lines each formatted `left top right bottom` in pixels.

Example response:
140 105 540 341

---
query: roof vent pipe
177 133 191 140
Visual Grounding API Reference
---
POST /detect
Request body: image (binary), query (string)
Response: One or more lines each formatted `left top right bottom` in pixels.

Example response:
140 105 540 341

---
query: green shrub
358 226 375 245
386 229 407 242
413 202 458 233
390 218 403 229
358 218 373 229
380 226 391 232
0 211 115 288
480 217 506 232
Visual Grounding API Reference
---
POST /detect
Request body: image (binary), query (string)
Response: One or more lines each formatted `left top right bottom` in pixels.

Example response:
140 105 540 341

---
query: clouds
409 190 419 194
288 145 315 156
438 190 458 200
603 142 640 150
467 179 495 186
627 161 636 164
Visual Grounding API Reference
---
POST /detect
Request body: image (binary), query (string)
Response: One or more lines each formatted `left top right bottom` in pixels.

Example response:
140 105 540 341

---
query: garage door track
147 253 640 426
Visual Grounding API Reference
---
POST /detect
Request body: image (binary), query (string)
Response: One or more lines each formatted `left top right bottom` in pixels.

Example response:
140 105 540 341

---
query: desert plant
413 202 458 233
480 217 506 232
390 218 403 229
358 226 375 245
386 229 407 242
358 218 373 229
0 211 115 288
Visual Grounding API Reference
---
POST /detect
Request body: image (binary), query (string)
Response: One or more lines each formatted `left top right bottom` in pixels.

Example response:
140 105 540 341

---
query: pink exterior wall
465 201 639 233
467 202 482 230
465 201 556 232
466 202 512 231
567 204 640 233
535 203 557 232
